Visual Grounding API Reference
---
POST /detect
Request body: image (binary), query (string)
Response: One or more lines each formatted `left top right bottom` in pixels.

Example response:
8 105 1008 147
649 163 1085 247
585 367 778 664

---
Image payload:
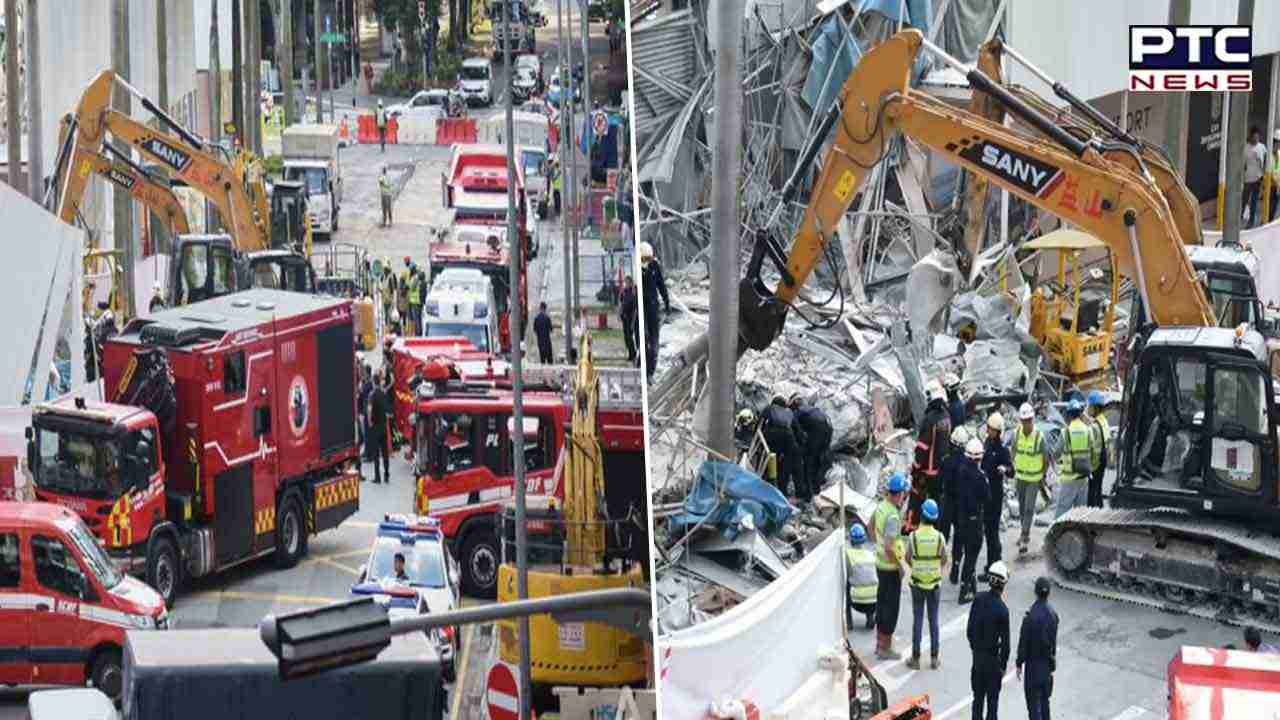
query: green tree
371 0 442 62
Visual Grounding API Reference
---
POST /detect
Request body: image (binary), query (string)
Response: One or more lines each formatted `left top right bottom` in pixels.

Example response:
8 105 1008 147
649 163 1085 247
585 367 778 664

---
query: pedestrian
639 241 670 382
1271 132 1280 224
1085 391 1109 508
967 561 1011 720
1013 403 1050 556
1244 626 1280 654
381 260 397 327
357 363 373 463
954 437 990 604
415 267 427 333
533 302 554 363
845 524 878 631
379 167 395 227
945 373 966 428
367 370 391 484
396 258 411 331
979 412 1011 577
1017 577 1060 720
790 394 833 504
906 499 948 670
551 159 563 216
761 395 804 497
1055 399 1093 519
940 425 971 556
872 471 911 660
407 265 422 336
619 276 639 364
376 99 388 153
1244 126 1267 227
910 381 953 531
149 281 166 313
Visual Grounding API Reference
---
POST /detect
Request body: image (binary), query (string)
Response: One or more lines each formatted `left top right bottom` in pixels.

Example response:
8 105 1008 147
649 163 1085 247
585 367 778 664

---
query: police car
351 514 461 681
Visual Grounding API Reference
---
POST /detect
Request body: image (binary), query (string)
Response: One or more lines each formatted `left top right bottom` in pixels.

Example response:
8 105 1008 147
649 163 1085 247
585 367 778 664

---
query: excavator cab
246 251 318 295
1024 229 1118 379
169 235 248 308
269 180 312 256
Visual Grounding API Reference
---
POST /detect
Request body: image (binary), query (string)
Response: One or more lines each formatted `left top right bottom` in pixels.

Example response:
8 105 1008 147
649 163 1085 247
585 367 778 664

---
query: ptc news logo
1129 25 1252 92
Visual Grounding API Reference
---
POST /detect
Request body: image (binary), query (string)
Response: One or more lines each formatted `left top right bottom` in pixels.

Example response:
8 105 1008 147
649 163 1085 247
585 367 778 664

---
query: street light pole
558 0 574 360
503 2 531 716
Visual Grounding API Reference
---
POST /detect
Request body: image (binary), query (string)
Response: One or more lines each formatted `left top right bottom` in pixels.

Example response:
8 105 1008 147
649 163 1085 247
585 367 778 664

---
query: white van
423 268 500 354
458 57 493 107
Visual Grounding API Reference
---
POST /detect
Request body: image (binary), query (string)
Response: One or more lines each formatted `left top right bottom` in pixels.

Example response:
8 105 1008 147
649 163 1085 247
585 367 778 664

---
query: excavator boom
563 333 606 566
57 143 192 236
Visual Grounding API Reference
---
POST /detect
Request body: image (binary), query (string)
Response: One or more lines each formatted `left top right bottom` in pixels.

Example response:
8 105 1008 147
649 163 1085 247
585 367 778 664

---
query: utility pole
209 0 221 232
112 0 136 317
25 0 42 202
314 0 324 122
570 0 583 334
558 0 573 359
281 0 295 126
707 0 742 456
1221 0 1254 247
231 0 244 145
565 0 578 338
1162 0 1191 174
5 0 24 193
153 0 168 253
502 1 531 716
248 0 262 155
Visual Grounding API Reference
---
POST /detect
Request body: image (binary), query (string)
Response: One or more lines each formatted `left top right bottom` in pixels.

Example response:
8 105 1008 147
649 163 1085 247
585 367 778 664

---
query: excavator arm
563 333 606 567
56 143 192 236
739 30 1214 353
53 70 270 251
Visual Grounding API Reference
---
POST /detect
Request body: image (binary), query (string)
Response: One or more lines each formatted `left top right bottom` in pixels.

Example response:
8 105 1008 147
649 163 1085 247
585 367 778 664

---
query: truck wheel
274 496 307 568
90 648 123 703
147 536 180 609
459 528 500 599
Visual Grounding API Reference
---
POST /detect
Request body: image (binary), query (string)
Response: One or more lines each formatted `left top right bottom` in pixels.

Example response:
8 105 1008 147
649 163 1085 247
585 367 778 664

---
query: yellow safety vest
408 275 421 304
845 546 879 604
872 499 904 572
1059 417 1093 483
1090 413 1110 470
909 525 944 590
1014 427 1045 484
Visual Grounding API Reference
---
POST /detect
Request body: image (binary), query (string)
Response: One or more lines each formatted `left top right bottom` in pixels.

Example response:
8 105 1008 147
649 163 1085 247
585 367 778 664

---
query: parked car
387 89 464 119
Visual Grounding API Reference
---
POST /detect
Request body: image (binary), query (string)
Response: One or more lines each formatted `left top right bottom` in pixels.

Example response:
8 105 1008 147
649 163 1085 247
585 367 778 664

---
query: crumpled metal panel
631 9 702 142
637 73 712 185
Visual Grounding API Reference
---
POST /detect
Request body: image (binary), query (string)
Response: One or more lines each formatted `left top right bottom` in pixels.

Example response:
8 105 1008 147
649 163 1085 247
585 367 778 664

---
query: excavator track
1046 506 1280 633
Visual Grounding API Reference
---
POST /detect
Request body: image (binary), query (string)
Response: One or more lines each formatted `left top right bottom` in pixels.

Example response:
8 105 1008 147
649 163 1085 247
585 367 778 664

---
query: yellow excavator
50 70 314 317
722 29 1280 640
495 333 648 709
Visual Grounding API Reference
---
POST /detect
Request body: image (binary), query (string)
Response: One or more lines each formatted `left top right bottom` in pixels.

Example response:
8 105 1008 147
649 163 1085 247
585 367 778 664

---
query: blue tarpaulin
802 0 933 121
668 460 795 540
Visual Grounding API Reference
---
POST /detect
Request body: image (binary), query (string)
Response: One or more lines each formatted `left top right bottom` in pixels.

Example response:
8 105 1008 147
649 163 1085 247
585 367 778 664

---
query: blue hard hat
849 524 867 544
1067 399 1084 414
1087 390 1105 407
887 472 910 494
1067 389 1085 404
922 499 939 521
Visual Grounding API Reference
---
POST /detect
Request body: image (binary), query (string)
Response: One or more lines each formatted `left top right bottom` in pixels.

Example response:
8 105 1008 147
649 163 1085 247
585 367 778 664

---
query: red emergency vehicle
28 289 361 607
437 144 532 352
407 363 644 598
386 336 511 442
0 502 167 701
1168 645 1280 718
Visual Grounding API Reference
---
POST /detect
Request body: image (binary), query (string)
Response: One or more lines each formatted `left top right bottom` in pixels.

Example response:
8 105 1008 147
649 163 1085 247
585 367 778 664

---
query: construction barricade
395 116 438 145
357 114 376 144
386 117 399 145
434 117 478 146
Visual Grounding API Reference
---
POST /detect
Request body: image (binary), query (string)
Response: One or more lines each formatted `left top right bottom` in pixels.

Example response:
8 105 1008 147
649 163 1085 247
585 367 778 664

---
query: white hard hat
944 372 961 389
950 425 971 446
153 281 162 292
925 380 945 402
987 412 1005 431
965 436 984 459
639 241 654 261
987 560 1010 585
1019 402 1035 420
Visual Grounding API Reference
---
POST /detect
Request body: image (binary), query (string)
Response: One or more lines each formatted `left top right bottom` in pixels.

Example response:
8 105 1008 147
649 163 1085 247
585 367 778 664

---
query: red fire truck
436 144 533 353
385 336 510 443
406 362 645 598
27 289 362 607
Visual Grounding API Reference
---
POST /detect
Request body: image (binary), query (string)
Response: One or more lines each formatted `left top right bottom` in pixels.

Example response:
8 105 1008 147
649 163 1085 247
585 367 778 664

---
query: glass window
509 414 554 472
31 535 89 598
34 427 125 500
0 534 18 588
434 413 476 473
367 536 447 588
425 322 490 353
211 246 234 295
1213 367 1267 435
224 351 246 395
62 520 122 589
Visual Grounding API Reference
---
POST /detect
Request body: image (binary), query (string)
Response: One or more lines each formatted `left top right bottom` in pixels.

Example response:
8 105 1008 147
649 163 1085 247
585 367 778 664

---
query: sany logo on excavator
104 168 137 191
959 140 1063 199
141 136 194 173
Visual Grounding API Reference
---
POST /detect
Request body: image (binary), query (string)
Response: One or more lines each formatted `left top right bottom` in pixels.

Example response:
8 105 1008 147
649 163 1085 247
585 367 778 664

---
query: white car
387 89 461 119
512 67 539 102
458 57 493 106
515 53 543 92
424 268 500 354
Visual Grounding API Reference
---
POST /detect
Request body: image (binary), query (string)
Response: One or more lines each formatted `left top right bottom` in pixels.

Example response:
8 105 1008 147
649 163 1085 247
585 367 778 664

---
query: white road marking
934 668 1018 719
1109 707 1150 720
870 608 971 676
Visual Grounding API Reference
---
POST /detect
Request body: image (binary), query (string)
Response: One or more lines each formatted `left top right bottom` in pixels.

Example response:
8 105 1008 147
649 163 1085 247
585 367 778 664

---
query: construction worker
551 158 563 216
148 281 166 313
761 394 803 498
944 372 967 427
979 412 1012 576
872 471 911 660
791 394 833 504
640 241 670 382
1013 403 1050 556
379 167 394 226
939 425 970 575
905 499 948 670
967 561 1011 720
954 437 990 604
734 408 758 451
910 381 953 531
406 266 422 336
376 99 388 153
396 258 411 333
1055 399 1093 519
381 260 397 329
845 524 878 631
1017 576 1060 720
1085 391 1109 507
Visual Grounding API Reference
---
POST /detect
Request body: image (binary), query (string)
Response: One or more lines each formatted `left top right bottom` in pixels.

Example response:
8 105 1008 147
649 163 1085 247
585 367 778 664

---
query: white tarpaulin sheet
1203 221 1280 307
658 531 846 719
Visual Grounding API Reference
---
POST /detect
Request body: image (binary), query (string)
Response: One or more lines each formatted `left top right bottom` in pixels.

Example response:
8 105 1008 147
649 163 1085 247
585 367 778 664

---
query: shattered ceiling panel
631 8 703 143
